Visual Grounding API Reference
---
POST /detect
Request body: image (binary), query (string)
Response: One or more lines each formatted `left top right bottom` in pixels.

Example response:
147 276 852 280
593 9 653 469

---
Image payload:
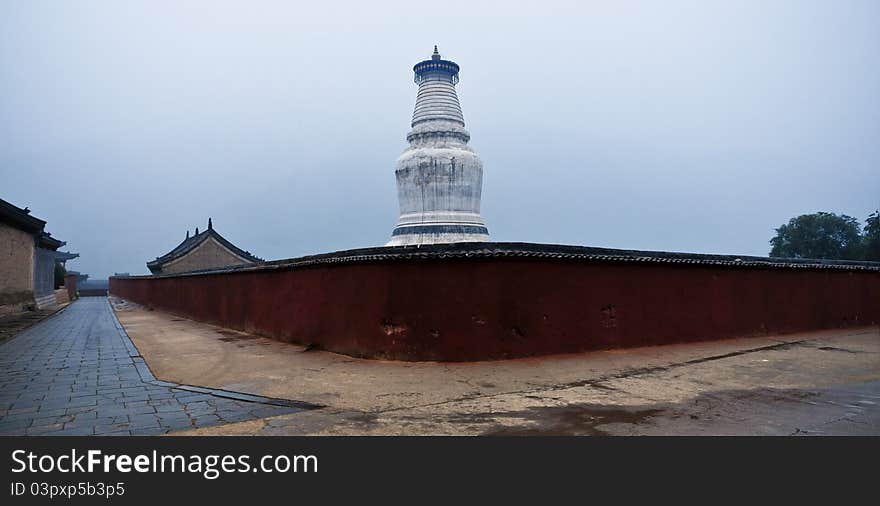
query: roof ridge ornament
208 217 213 230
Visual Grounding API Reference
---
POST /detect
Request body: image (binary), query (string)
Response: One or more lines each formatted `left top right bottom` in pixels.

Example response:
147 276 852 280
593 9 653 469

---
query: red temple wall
109 259 879 361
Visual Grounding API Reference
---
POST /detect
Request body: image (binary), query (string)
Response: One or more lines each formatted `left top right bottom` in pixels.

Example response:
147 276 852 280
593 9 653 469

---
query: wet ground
109 296 880 436
0 298 312 436
627 381 880 436
476 381 880 436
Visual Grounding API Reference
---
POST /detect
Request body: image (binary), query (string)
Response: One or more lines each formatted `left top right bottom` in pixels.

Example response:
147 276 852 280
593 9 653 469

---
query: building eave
38 232 65 251
0 197 47 234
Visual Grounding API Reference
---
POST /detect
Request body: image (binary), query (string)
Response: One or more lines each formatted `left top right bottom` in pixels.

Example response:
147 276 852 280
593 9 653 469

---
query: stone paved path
0 306 63 344
0 298 308 435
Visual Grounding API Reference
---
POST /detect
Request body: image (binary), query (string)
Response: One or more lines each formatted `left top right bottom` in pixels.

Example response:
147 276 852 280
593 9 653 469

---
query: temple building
147 218 263 275
0 197 69 313
387 46 490 246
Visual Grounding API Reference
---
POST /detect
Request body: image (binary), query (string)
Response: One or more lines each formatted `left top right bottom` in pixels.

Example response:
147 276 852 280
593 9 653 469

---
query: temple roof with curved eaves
147 220 263 273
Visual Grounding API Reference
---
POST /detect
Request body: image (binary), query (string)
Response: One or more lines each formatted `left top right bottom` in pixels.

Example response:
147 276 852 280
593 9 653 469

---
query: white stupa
387 46 490 246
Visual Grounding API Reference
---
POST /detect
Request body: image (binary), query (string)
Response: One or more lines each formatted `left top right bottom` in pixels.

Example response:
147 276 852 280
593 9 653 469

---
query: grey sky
2 0 878 278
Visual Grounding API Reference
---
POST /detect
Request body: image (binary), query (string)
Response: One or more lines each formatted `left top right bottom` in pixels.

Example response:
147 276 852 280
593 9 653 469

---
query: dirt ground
110 297 880 435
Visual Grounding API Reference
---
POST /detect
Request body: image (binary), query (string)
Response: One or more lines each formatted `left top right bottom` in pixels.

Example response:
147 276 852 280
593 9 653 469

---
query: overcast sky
2 0 878 278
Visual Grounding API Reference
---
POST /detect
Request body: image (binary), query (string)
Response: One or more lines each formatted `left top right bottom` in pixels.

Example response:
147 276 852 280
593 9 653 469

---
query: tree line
769 210 879 261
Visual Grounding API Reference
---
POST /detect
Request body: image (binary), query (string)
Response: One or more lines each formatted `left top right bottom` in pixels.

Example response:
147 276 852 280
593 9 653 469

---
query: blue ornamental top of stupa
412 45 460 85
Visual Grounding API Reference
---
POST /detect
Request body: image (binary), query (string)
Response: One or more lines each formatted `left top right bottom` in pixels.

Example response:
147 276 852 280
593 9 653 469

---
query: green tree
769 212 863 260
863 210 880 261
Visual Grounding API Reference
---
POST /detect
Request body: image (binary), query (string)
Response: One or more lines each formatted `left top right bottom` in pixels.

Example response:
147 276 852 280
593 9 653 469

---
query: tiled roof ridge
147 228 263 269
125 242 880 279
